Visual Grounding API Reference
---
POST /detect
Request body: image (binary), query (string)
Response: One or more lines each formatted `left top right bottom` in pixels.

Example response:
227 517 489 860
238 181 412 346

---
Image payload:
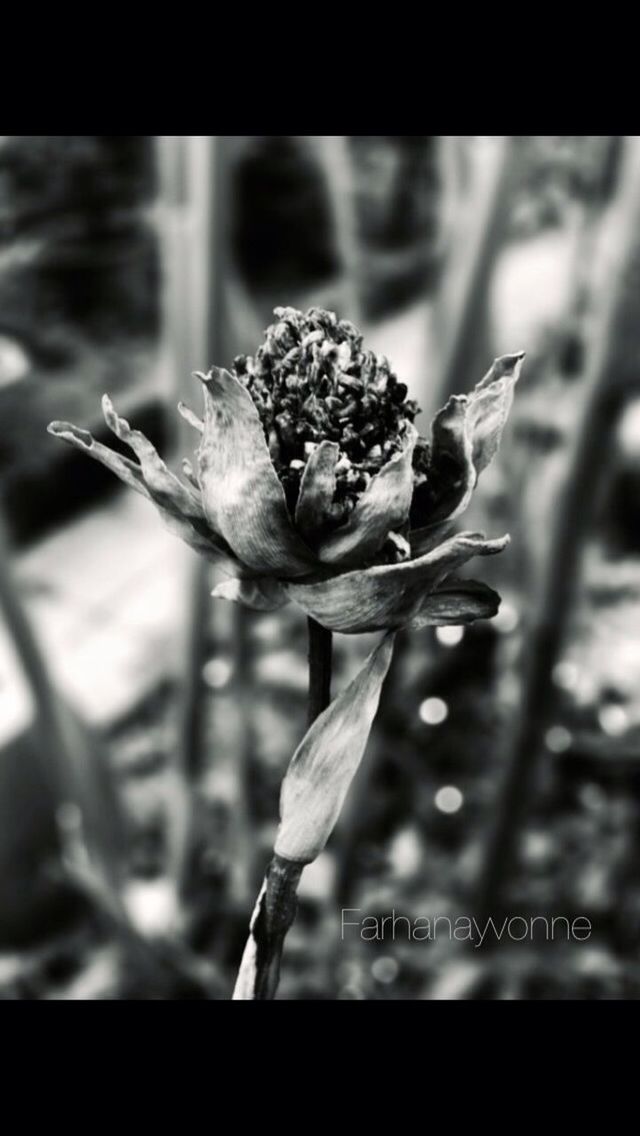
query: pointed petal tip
101 393 119 430
178 401 204 433
195 365 233 390
482 532 510 554
47 420 92 446
494 352 526 378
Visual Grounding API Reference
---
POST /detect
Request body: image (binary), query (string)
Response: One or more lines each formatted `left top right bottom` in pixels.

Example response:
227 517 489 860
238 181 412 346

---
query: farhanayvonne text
341 910 592 947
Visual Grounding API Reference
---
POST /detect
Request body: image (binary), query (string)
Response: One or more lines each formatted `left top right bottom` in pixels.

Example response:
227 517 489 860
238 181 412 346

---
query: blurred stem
232 618 333 1000
0 518 126 900
178 562 212 783
426 137 516 422
474 136 640 930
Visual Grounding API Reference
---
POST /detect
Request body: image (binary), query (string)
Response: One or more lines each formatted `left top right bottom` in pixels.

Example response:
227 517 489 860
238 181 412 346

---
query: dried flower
48 307 524 635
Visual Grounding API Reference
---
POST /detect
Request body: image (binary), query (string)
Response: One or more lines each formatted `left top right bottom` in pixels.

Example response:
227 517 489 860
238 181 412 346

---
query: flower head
234 305 421 525
48 307 524 635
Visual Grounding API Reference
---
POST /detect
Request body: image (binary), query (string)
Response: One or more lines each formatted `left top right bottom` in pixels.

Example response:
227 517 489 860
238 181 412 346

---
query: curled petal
410 352 524 529
469 351 525 473
275 633 395 863
47 414 238 569
211 577 289 611
317 424 418 567
48 421 151 498
408 576 501 629
410 396 474 527
101 395 205 529
294 441 339 542
286 531 509 634
177 401 204 434
197 367 317 578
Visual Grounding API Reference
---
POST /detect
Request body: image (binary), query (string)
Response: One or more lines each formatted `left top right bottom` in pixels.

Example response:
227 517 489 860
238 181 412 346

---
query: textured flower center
233 306 428 523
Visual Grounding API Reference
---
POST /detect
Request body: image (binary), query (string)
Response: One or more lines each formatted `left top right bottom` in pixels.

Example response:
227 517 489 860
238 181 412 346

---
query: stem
232 618 333 999
307 616 333 725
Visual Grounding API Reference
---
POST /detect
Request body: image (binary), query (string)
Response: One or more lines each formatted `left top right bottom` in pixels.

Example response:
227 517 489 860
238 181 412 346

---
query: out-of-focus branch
312 136 362 323
0 517 126 905
474 135 640 927
156 137 255 908
425 136 517 421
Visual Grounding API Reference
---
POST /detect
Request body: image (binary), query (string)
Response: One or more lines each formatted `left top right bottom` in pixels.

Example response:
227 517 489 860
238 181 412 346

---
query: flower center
233 306 428 524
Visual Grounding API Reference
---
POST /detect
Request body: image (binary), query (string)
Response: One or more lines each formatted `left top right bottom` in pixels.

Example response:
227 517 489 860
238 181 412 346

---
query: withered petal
294 441 340 542
101 395 205 529
469 351 525 474
317 423 418 568
177 401 204 434
409 520 455 558
211 576 290 611
275 632 395 863
407 575 501 629
48 421 151 498
410 353 524 529
410 395 474 528
197 367 317 578
47 414 238 569
286 531 509 634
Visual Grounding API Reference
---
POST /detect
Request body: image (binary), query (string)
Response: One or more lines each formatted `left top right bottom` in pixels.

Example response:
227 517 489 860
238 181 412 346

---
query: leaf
275 633 395 862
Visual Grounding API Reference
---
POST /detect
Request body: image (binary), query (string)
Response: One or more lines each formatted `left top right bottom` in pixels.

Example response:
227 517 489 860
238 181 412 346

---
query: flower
48 307 523 635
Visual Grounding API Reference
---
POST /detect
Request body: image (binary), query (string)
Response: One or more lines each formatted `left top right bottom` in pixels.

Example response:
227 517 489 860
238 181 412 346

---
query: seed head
234 307 427 521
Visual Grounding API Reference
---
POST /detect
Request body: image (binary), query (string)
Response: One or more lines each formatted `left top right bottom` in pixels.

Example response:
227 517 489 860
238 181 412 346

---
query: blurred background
1 135 639 999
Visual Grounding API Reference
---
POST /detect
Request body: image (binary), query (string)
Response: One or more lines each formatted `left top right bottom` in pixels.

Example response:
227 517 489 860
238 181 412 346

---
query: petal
48 421 151 498
409 520 455 558
177 401 204 434
274 632 395 863
286 531 509 634
317 424 418 568
410 352 524 528
410 395 474 527
294 441 339 541
469 351 524 474
47 415 238 569
101 395 205 530
407 576 501 629
196 367 317 578
181 459 200 489
211 577 290 611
